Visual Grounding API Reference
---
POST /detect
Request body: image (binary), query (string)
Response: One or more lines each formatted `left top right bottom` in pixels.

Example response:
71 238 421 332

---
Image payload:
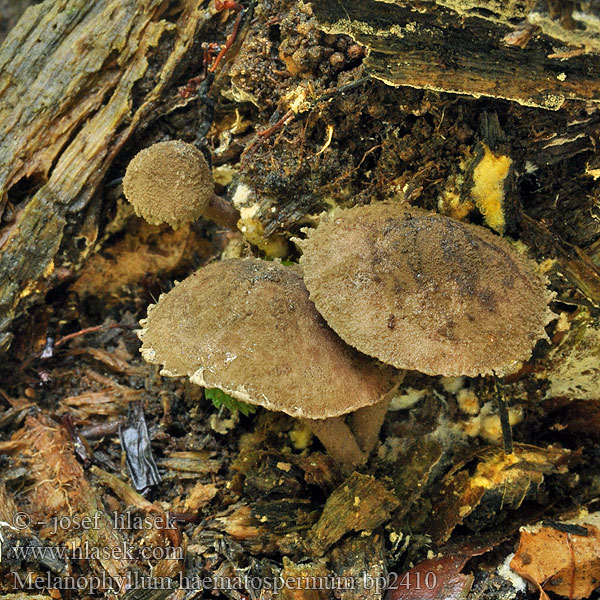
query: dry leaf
510 513 600 599
385 537 497 600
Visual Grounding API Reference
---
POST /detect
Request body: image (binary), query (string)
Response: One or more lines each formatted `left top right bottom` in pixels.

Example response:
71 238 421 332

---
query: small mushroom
123 140 239 229
298 203 555 378
138 258 398 471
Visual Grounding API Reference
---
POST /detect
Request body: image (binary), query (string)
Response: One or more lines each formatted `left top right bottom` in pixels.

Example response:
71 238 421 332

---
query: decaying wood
426 444 576 544
309 472 399 557
312 1 600 109
0 0 212 351
329 536 387 600
1 414 132 580
520 212 600 306
2 0 599 348
69 221 213 305
1 0 600 598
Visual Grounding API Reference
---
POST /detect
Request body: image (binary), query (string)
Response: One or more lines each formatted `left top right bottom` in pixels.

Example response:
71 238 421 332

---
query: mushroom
138 258 398 471
298 203 555 448
123 140 239 230
299 203 554 377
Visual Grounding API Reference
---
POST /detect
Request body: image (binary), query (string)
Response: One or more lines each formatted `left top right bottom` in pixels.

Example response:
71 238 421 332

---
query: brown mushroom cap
138 258 396 419
298 203 555 377
123 140 214 228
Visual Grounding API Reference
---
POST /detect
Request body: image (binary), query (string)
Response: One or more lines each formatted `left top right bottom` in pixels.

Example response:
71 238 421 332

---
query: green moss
205 388 257 417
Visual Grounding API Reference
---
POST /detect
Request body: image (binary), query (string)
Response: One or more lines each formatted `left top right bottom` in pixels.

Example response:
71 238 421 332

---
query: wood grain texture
312 0 600 109
0 0 211 350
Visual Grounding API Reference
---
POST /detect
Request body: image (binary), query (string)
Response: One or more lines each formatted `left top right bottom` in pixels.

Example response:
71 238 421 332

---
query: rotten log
311 0 600 109
0 0 213 352
1 0 599 350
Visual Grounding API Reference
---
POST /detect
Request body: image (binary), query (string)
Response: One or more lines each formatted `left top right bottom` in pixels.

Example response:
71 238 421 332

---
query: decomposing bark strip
312 1 600 110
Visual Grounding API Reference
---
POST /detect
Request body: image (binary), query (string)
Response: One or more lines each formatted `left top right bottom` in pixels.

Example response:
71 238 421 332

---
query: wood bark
312 0 600 110
0 0 211 351
1 0 599 348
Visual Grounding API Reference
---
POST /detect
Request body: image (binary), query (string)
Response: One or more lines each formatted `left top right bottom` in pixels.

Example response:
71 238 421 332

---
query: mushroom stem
351 378 401 455
204 194 240 230
350 397 392 455
303 416 366 472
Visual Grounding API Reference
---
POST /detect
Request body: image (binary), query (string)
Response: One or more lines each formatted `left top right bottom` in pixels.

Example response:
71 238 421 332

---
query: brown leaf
385 537 497 600
510 514 600 599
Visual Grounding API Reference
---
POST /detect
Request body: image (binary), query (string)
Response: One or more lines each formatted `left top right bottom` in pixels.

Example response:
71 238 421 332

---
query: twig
257 110 295 137
209 9 245 73
54 322 133 349
493 375 514 455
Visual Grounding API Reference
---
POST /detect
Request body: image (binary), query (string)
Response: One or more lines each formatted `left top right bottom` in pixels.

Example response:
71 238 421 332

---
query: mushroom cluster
137 202 554 471
123 140 239 229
